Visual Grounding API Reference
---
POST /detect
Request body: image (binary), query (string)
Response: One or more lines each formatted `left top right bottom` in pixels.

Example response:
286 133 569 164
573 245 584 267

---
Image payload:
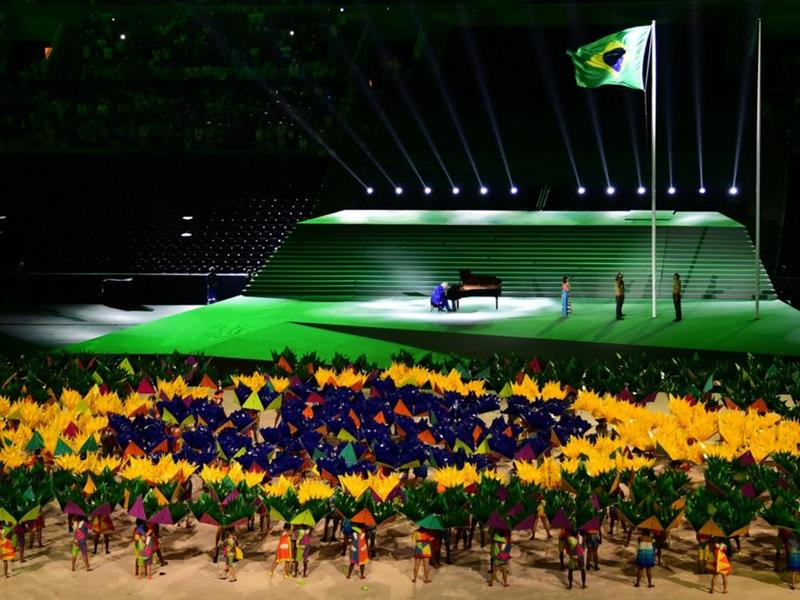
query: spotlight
289 30 295 36
365 186 374 195
424 186 432 195
120 34 126 40
182 215 193 221
339 6 345 12
577 186 586 195
637 186 646 195
452 186 460 195
728 186 738 196
667 186 676 195
606 186 615 196
394 186 403 195
510 186 518 195
699 187 706 195
181 232 192 238
480 186 488 195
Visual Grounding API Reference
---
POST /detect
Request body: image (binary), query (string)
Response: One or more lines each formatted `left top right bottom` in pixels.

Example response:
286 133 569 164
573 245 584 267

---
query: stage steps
245 211 776 301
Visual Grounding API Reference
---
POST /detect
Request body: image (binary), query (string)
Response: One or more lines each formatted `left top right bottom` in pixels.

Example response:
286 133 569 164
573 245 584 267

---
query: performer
558 526 570 570
141 525 155 580
90 511 114 555
321 498 341 542
346 525 369 580
430 282 452 312
696 532 713 574
567 529 587 589
219 530 239 582
152 523 167 567
583 526 601 571
206 267 218 305
411 528 433 583
787 532 800 590
293 525 311 578
530 501 552 540
561 276 571 317
1 524 15 578
634 529 655 588
71 519 91 572
133 521 146 577
672 273 682 321
709 538 732 594
615 273 625 320
26 514 44 551
488 530 510 587
270 523 293 578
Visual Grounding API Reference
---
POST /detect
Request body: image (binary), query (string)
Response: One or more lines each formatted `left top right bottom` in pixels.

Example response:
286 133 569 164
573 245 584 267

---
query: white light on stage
699 187 706 194
181 232 192 238
182 215 193 221
120 34 126 40
480 186 488 195
668 186 676 195
728 186 738 195
637 186 646 195
510 186 518 195
452 186 460 195
424 186 432 195
394 186 403 195
365 186 374 195
289 30 295 36
606 186 615 196
577 186 586 195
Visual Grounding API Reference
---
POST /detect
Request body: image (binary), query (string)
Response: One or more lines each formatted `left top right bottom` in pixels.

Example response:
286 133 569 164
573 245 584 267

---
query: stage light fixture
510 186 518 195
181 232 192 238
182 216 193 221
424 186 432 195
637 186 646 195
699 187 706 194
120 34 126 40
289 30 295 36
606 186 615 196
668 186 676 195
728 186 738 196
577 186 586 195
452 186 460 195
394 186 403 195
366 186 374 195
480 186 488 195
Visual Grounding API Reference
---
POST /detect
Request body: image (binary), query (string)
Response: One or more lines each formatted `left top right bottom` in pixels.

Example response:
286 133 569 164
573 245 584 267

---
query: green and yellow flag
567 26 651 90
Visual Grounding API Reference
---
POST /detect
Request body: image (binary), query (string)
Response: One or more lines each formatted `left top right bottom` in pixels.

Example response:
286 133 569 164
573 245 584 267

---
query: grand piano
446 270 503 310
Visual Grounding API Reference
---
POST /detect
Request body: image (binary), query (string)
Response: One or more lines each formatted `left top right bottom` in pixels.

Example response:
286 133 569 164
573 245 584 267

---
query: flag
567 26 651 90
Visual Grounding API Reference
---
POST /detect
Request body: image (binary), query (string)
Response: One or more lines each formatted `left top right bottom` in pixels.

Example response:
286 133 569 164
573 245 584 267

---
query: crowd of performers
3 493 800 592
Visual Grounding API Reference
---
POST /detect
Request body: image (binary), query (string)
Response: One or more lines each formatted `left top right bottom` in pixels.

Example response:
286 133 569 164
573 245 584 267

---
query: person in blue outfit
561 276 571 317
430 282 452 312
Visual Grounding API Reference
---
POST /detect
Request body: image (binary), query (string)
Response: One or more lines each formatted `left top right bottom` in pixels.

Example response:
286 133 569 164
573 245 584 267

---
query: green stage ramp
245 210 775 301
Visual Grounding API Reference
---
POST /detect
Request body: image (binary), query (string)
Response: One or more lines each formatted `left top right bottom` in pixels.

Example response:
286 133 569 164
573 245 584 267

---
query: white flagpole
650 20 657 318
755 18 762 319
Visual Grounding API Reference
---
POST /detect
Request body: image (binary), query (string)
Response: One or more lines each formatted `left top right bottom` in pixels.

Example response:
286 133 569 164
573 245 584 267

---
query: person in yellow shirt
672 273 682 321
614 273 625 320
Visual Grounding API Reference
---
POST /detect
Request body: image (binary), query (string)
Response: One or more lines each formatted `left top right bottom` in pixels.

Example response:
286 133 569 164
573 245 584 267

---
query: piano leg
495 297 498 310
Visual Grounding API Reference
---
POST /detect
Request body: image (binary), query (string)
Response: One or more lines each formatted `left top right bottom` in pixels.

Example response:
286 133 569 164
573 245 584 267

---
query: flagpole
650 20 657 319
755 18 762 319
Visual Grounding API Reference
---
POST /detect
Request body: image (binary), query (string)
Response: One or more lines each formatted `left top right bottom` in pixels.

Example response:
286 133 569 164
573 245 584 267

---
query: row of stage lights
365 185 740 196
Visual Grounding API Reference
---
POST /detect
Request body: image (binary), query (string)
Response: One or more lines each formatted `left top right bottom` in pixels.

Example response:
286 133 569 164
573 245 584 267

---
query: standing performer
787 532 800 590
27 514 44 551
1 525 16 578
411 528 433 583
488 530 511 587
634 529 655 588
293 525 311 578
615 273 625 320
709 538 732 594
71 519 91 572
346 525 369 580
219 530 239 582
583 526 602 571
90 512 114 555
566 529 587 589
672 273 682 321
270 524 293 578
561 277 571 317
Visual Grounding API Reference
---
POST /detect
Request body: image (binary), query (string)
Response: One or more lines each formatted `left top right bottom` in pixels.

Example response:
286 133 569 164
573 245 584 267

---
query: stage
65 294 800 362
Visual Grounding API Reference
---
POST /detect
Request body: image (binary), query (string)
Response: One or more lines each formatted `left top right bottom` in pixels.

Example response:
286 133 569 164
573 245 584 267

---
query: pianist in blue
430 282 453 312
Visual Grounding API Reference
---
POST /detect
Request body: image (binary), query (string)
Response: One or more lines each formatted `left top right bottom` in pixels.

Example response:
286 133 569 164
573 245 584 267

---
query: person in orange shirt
270 523 293 578
709 538 732 594
1 525 16 578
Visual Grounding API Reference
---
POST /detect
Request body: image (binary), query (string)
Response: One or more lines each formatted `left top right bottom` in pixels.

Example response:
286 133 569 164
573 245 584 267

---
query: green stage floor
66 295 800 364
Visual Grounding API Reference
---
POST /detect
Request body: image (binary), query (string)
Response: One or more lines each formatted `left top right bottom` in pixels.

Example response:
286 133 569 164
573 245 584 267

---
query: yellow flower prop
514 457 563 488
339 473 371 498
0 445 29 469
369 472 402 501
262 475 295 498
270 376 290 393
297 479 335 504
157 376 190 400
89 455 122 474
231 372 267 393
480 469 509 486
0 395 11 418
54 454 89 474
227 461 264 488
510 375 540 401
199 463 228 485
429 463 480 489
